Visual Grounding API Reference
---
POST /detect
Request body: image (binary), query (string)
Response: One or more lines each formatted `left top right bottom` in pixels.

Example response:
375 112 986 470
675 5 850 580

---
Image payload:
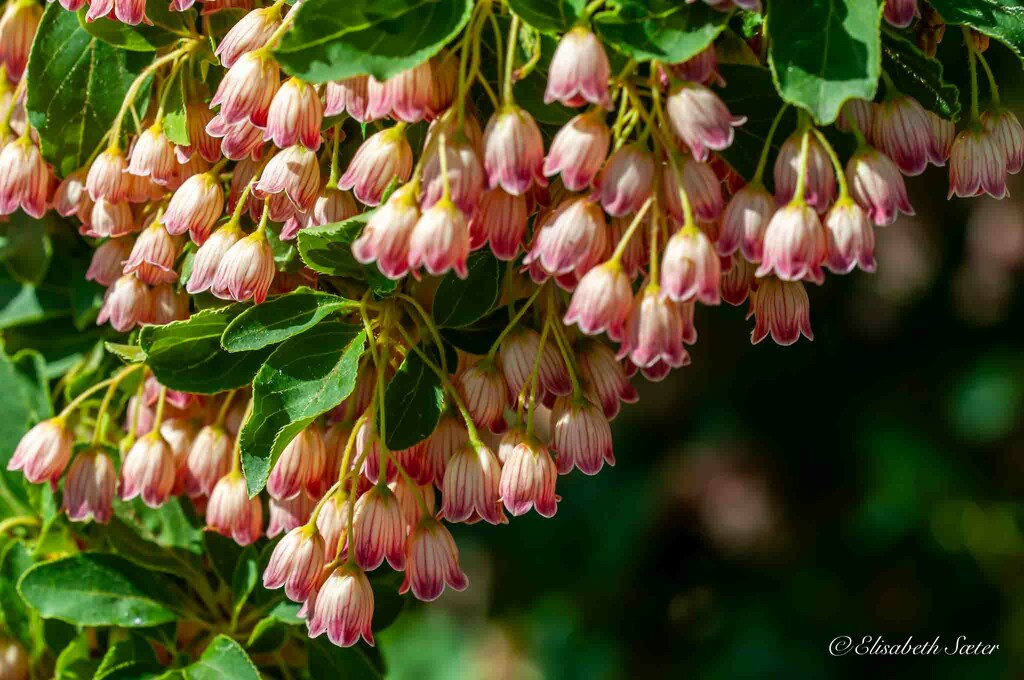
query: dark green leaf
230 547 259 617
94 634 162 680
17 553 182 627
507 0 585 34
116 497 205 554
245 615 290 653
882 29 961 121
927 0 1024 61
275 0 473 82
102 517 204 579
26 4 154 176
596 2 731 63
55 633 101 680
181 635 259 680
76 0 188 52
0 541 35 646
204 532 245 585
296 214 371 278
433 251 504 328
139 305 275 394
440 304 510 355
368 569 405 632
221 287 353 352
241 322 365 496
767 0 882 124
381 344 444 450
308 637 384 679
0 344 47 515
0 213 53 286
105 342 146 363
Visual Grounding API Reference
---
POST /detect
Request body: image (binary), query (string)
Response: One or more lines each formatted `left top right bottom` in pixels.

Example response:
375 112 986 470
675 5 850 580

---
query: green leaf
241 322 366 496
94 634 162 680
139 305 275 394
596 2 731 63
55 633 101 680
766 0 883 124
507 0 585 34
881 29 961 121
275 0 473 82
0 541 35 646
181 635 260 680
231 547 259 618
26 4 154 177
927 0 1024 61
308 637 385 680
102 517 204 579
439 304 509 355
368 569 405 632
203 531 245 585
297 214 371 278
221 287 353 352
381 344 444 451
0 213 53 286
76 0 188 52
715 64 798 183
17 553 181 627
105 342 146 363
118 497 205 553
161 68 190 146
0 344 50 515
433 251 504 328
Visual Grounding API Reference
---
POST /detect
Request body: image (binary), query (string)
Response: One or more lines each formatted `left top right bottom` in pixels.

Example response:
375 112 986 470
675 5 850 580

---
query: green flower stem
151 386 169 434
975 50 1001 104
546 298 583 398
122 370 148 452
398 293 449 375
792 119 812 206
59 363 144 420
0 515 39 537
326 123 343 189
524 317 551 436
609 196 653 263
214 390 237 427
752 104 789 185
90 364 144 446
811 127 849 198
155 53 189 123
963 27 981 120
486 284 545 360
503 14 521 105
109 42 198 150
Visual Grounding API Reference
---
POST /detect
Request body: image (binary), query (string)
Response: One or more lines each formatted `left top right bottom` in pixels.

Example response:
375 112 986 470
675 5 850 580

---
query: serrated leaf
381 344 444 450
882 29 961 121
295 214 397 295
17 553 182 627
275 0 473 82
927 0 1024 61
716 64 799 183
26 4 154 177
76 0 188 52
181 635 259 680
221 287 353 352
596 2 731 63
105 342 146 363
102 517 204 579
767 0 883 124
507 0 585 34
94 634 162 680
241 322 366 496
139 305 275 394
433 251 503 328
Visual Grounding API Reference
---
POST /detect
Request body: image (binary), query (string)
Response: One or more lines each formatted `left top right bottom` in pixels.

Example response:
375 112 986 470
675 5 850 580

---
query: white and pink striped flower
352 485 406 571
400 518 468 601
441 441 505 525
264 526 326 602
307 565 375 646
498 432 559 517
551 395 614 475
545 27 612 109
338 127 413 206
483 106 546 195
749 277 814 346
120 433 176 508
7 418 73 486
207 472 264 546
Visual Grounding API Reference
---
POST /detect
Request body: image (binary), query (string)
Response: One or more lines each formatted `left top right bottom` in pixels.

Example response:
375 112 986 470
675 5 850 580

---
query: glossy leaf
0 213 54 286
308 637 385 679
76 0 189 52
275 0 473 82
433 251 504 328
241 322 366 496
221 287 353 352
296 215 397 295
882 30 961 121
507 0 585 34
181 635 260 680
17 553 182 627
0 541 35 646
26 4 154 176
139 305 275 394
767 0 882 124
94 634 162 680
381 344 444 450
927 0 1024 61
596 2 731 63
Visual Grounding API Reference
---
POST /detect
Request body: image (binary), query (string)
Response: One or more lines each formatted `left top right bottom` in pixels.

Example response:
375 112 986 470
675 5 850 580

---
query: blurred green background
377 58 1024 680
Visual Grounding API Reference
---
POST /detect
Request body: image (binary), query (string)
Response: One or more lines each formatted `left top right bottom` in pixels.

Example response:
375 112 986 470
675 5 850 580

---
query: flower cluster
3 0 1022 654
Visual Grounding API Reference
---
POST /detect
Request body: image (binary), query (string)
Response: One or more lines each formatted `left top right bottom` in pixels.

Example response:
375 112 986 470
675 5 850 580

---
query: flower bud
174 102 220 164
720 254 756 306
661 226 721 305
425 414 468 488
928 111 955 165
307 565 375 646
184 424 232 497
268 425 325 501
564 261 634 339
120 432 175 508
545 27 612 109
207 472 263 545
948 125 1008 199
84 238 130 287
773 131 836 212
210 230 276 304
164 172 225 243
87 147 130 202
525 197 607 278
212 51 280 127
667 45 719 85
268 492 315 538
594 143 654 217
846 148 913 226
87 198 136 239
618 285 688 379
127 124 177 186
666 82 745 161
281 187 359 241
982 107 1024 175
421 131 484 214
0 138 50 219
755 203 826 282
207 114 266 162
408 198 470 278
749 277 814 345
338 126 413 206
54 168 88 217
215 6 280 68
123 220 181 285
352 183 419 279
543 110 610 191
400 518 468 601
266 78 323 150
456 360 508 433
499 432 559 516
442 442 505 525
352 485 406 571
483 106 546 195
186 223 244 295
576 339 637 420
498 327 571 404
468 188 527 260
7 417 73 485
836 99 875 136
824 198 876 273
98 274 152 332
383 61 434 123
871 96 932 176
316 491 352 559
264 525 326 602
255 144 320 214
0 1 41 81
718 183 775 260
